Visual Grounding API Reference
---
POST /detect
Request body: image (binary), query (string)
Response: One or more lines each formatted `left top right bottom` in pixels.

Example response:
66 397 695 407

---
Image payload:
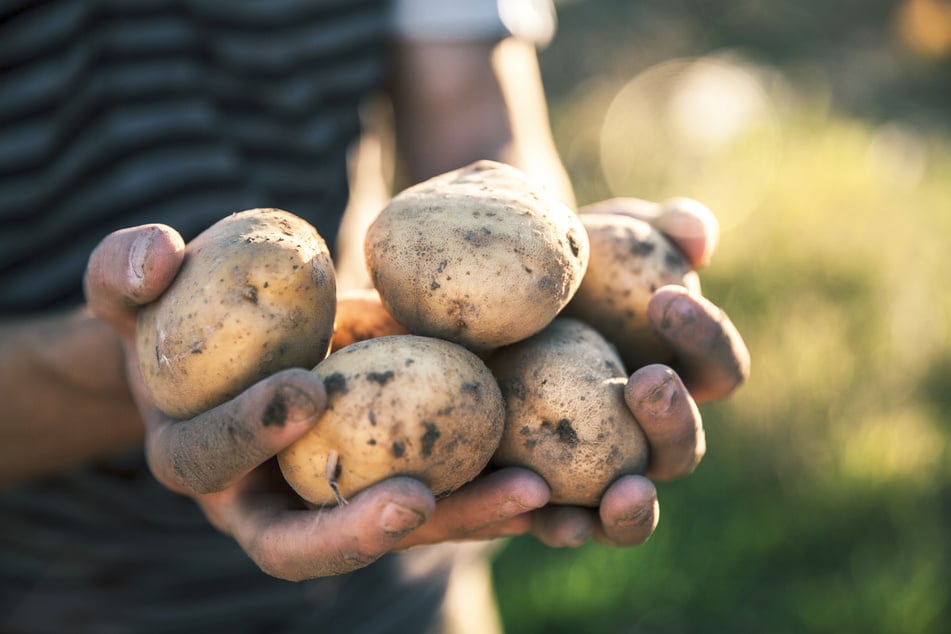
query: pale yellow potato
330 288 409 354
278 335 505 506
136 208 336 420
486 318 648 507
365 160 589 352
564 213 700 372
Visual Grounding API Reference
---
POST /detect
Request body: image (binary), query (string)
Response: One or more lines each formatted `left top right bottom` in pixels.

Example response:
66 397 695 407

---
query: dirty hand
496 197 750 548
83 224 557 579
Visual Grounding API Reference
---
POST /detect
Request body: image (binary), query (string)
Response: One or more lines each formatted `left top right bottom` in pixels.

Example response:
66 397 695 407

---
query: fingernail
659 294 697 333
615 503 656 529
641 378 676 416
262 384 319 428
128 233 152 283
380 502 426 535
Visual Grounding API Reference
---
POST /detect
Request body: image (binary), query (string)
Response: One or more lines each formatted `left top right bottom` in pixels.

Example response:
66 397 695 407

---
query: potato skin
365 160 589 352
136 208 336 420
330 288 409 354
486 318 648 507
278 335 505 506
564 213 700 371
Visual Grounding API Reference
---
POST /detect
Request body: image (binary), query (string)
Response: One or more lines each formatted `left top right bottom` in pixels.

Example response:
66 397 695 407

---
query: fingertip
647 285 728 354
264 368 328 430
147 369 330 494
84 224 185 334
599 475 659 547
625 364 680 415
647 286 698 344
390 468 549 549
647 287 751 403
625 364 704 481
239 477 437 580
491 466 552 512
380 502 429 536
532 506 595 548
375 475 437 506
658 197 719 269
219 370 328 463
371 477 437 536
127 224 186 303
578 197 662 221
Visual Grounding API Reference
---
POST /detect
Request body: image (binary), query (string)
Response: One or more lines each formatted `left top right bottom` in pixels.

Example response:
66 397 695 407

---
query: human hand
400 196 749 551
480 196 750 549
579 196 750 404
83 224 555 580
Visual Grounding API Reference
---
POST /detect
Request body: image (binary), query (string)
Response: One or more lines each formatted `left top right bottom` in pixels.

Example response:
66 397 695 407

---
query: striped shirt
0 0 389 313
0 1 554 632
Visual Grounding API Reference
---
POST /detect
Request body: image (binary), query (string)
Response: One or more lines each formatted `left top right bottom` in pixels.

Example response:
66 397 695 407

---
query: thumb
83 224 185 339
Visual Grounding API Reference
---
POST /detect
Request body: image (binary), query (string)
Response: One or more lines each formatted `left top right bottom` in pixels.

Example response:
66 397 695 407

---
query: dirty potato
486 318 648 507
278 335 505 506
365 160 589 352
136 208 336 420
565 213 700 371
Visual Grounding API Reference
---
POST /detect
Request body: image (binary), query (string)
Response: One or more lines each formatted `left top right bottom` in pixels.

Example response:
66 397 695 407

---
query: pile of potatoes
135 160 699 508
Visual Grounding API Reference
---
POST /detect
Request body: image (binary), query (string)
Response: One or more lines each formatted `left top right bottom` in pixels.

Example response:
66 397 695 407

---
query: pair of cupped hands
84 197 749 581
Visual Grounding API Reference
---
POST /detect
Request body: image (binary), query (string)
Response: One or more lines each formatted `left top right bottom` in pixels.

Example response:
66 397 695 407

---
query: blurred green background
490 1 951 632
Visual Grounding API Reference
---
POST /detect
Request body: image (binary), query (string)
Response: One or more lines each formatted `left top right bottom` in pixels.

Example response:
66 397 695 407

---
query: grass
491 3 951 632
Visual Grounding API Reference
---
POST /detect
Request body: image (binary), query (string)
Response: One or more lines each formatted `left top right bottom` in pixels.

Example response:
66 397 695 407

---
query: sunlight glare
600 54 784 232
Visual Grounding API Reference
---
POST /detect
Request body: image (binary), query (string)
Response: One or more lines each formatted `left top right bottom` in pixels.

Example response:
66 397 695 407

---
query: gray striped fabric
0 1 456 632
1 454 453 633
0 0 388 312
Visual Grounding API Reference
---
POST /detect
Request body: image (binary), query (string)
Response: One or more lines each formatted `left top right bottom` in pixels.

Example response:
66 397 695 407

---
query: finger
577 197 718 269
625 365 705 481
145 368 327 494
224 476 436 581
656 197 719 269
594 475 659 547
83 224 185 338
648 286 750 403
531 505 595 548
578 196 662 222
398 467 551 548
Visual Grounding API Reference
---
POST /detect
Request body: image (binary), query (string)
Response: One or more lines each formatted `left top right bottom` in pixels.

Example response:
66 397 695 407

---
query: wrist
0 308 144 484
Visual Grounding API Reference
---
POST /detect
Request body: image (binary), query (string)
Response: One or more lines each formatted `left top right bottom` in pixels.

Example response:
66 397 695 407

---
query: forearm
389 37 575 206
0 308 144 485
335 36 575 289
487 37 575 207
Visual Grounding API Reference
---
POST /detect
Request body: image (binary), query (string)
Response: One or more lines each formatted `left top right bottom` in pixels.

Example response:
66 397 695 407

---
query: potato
365 160 589 352
278 335 505 506
136 208 336 419
564 213 701 371
486 318 648 507
330 288 409 354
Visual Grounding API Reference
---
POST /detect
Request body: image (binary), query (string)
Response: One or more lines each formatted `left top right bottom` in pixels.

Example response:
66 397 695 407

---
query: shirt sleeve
392 0 557 47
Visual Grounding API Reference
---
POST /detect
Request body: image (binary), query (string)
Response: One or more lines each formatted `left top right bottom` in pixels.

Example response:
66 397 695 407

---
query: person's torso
0 3 456 632
0 0 391 312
